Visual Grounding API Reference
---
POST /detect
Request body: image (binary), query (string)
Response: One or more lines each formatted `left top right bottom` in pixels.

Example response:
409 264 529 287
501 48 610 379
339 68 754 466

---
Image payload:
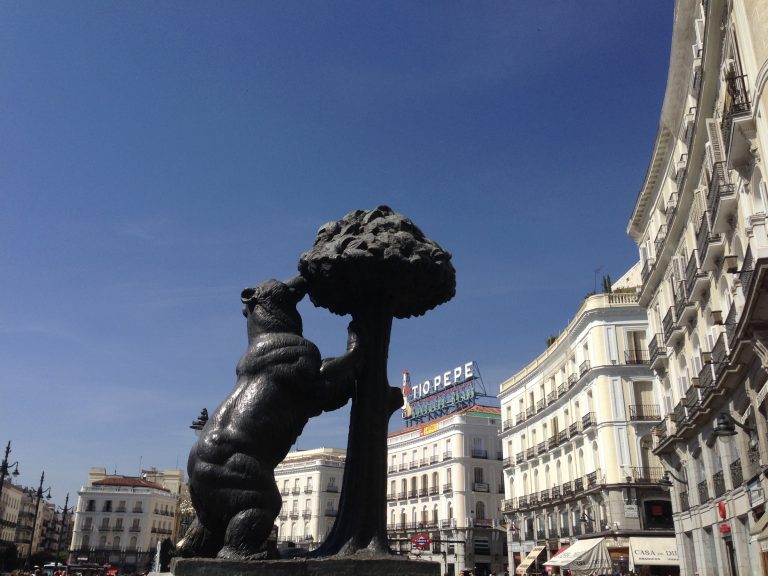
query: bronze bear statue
178 275 360 560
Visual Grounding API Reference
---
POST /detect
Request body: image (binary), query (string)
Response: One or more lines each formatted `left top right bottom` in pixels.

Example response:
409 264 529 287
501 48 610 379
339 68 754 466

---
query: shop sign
624 504 639 518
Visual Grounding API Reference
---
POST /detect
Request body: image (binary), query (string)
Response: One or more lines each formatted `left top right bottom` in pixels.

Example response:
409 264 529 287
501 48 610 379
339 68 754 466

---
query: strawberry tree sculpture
299 205 456 556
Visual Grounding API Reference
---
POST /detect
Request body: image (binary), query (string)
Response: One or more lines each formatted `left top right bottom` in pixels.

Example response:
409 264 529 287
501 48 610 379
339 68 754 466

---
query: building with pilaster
274 448 345 549
387 405 506 576
627 0 768 574
69 468 182 573
0 481 22 560
499 276 677 575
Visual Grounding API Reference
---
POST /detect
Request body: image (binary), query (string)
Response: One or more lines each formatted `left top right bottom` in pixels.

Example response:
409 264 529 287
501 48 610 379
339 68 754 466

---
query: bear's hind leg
217 507 279 560
176 517 223 558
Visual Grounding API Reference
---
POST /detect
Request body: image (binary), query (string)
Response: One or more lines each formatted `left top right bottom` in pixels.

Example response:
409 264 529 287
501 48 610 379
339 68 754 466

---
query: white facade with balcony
69 468 182 573
274 447 345 550
386 406 505 576
628 0 768 574
498 288 673 574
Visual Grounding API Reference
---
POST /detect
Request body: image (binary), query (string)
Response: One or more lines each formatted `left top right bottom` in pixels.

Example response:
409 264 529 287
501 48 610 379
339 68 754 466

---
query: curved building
627 0 768 574
499 285 675 574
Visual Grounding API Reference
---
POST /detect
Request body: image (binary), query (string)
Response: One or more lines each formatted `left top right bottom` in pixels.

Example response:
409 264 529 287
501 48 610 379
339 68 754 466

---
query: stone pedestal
172 557 440 576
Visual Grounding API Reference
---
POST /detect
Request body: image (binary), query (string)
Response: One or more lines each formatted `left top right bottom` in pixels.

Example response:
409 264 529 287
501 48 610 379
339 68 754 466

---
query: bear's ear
241 287 257 304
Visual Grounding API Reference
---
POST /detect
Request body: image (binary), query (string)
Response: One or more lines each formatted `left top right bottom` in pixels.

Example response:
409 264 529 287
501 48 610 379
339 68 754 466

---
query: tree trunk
313 306 397 556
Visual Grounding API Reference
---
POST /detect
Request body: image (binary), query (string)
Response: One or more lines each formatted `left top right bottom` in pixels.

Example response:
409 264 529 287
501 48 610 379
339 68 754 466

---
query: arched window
432 471 439 490
113 536 120 549
129 536 137 550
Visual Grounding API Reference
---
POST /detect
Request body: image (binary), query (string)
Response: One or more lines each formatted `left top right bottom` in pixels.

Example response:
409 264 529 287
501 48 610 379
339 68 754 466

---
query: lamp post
659 469 688 490
0 441 21 507
25 471 52 570
53 494 73 569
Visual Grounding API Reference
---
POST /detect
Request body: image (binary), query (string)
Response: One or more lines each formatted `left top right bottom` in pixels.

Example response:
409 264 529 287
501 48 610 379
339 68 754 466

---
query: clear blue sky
1 2 673 507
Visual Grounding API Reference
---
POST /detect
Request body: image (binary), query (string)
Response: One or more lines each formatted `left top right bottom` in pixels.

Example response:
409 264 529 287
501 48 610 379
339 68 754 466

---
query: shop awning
515 545 545 574
628 536 679 568
750 511 768 542
543 538 612 576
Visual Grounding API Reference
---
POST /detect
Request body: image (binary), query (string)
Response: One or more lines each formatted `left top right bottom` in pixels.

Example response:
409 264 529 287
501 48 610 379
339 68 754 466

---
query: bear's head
241 276 307 336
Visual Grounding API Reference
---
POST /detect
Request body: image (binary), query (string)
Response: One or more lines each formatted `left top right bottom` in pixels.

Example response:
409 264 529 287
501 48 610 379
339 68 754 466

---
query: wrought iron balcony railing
629 404 661 421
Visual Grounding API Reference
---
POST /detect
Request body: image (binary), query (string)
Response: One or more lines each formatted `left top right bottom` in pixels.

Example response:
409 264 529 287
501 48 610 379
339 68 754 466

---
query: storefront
543 538 612 576
515 545 545 575
627 536 679 575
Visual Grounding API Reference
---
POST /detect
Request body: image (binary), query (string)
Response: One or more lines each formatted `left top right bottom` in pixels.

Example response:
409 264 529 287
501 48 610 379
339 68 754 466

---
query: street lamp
0 441 21 506
190 408 208 436
53 494 74 569
659 470 688 491
25 471 52 570
713 412 757 447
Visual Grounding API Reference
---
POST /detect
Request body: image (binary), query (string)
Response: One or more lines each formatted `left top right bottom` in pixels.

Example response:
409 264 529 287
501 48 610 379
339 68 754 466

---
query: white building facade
499 288 675 574
69 468 182 573
0 481 22 556
386 405 505 576
628 0 768 574
274 448 345 549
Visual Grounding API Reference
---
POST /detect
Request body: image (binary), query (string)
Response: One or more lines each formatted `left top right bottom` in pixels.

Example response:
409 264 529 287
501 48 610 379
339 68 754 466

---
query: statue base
172 557 440 576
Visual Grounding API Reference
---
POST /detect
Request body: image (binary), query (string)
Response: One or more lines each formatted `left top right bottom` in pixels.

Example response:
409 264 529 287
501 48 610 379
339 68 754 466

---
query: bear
178 275 361 560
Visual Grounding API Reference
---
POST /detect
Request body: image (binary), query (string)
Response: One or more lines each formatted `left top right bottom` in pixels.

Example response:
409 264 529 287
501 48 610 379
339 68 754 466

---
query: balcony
515 411 526 425
397 491 406 500
713 470 726 498
574 478 584 491
672 400 687 425
429 485 439 496
708 162 737 233
324 509 338 517
557 382 567 396
630 467 663 483
443 451 453 461
302 509 312 518
721 74 752 153
696 213 723 272
579 360 591 377
536 398 545 413
666 192 679 228
548 434 559 448
684 385 701 417
663 307 684 345
586 470 601 488
695 361 715 402
516 451 525 464
625 349 649 365
654 224 668 258
386 493 396 502
387 465 397 473
546 391 557 405
557 429 569 444
398 463 407 472
409 461 418 470
641 258 656 286
675 281 697 326
685 250 709 302
526 447 536 460
502 418 514 431
725 303 738 349
440 519 456 529
568 421 582 437
418 488 428 497
408 490 418 499
582 412 596 430
628 404 661 421
526 407 536 419
326 484 339 493
539 489 550 502
472 449 488 459
730 458 743 488
649 333 668 369
698 479 710 504
503 457 514 469
712 332 730 379
502 499 515 513
567 373 578 388
442 483 453 494
291 488 301 495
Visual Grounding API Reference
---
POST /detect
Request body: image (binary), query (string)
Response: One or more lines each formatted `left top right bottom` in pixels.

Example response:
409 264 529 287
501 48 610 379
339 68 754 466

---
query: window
476 501 486 520
306 477 313 492
474 467 484 483
102 500 112 512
